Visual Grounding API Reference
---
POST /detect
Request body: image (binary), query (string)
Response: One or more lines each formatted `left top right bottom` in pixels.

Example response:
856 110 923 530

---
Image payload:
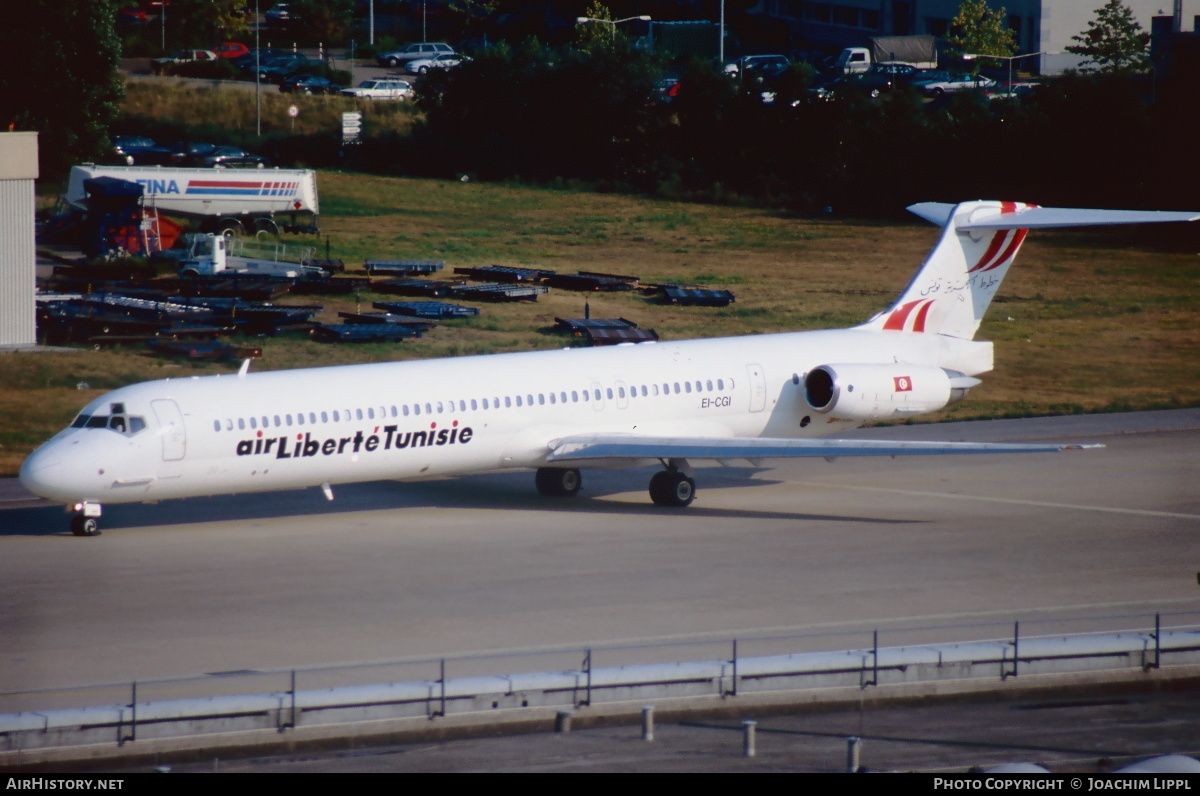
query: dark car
167 141 220 166
234 49 283 71
199 146 270 169
810 71 895 101
255 55 316 83
111 135 174 166
279 74 342 95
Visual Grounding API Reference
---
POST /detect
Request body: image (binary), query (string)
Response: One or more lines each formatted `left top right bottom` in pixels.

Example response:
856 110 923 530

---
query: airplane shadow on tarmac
1 466 922 536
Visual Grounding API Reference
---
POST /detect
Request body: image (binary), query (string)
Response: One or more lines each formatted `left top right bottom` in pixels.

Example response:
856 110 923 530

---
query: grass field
5 171 1198 476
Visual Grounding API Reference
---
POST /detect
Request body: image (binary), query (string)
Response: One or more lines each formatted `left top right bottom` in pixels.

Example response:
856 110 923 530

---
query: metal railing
3 609 1199 758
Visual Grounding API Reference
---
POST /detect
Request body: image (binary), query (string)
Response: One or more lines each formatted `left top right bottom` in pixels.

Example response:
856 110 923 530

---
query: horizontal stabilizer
908 202 1200 230
547 433 1103 463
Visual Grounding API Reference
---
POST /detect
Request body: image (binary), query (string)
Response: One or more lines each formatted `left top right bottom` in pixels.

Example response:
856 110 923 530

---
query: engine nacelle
803 364 979 421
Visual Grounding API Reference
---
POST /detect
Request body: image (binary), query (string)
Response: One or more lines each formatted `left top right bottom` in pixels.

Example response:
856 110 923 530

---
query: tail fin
860 201 1199 340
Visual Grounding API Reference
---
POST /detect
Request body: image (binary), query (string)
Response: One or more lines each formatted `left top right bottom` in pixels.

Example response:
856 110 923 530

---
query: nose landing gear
69 503 102 536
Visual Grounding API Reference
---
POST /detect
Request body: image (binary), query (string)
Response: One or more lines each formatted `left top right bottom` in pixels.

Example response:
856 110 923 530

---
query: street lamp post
255 0 261 136
576 15 651 44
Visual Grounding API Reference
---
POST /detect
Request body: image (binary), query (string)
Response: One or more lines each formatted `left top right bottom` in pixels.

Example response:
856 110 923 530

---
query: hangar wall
0 132 38 348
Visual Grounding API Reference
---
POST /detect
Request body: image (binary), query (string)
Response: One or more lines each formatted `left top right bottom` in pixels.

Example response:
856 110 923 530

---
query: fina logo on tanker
132 178 299 197
236 422 475 459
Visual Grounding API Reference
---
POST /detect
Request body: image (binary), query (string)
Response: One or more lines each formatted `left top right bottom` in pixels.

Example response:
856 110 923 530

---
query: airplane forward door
151 399 187 462
746 364 767 413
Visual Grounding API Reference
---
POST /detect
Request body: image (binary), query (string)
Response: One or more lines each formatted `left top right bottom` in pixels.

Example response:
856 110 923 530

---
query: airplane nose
19 448 64 500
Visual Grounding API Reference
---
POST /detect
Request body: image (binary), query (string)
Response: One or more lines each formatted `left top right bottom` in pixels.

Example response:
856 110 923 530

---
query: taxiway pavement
2 410 1197 698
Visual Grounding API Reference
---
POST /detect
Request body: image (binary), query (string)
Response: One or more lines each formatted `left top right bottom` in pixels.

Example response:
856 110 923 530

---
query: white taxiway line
824 484 1200 521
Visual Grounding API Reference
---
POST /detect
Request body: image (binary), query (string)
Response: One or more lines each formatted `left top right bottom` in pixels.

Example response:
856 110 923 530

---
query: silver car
916 73 997 96
405 53 466 75
376 42 455 68
340 78 415 101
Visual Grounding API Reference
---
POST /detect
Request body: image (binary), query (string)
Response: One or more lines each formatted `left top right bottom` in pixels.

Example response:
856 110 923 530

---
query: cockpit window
71 409 146 437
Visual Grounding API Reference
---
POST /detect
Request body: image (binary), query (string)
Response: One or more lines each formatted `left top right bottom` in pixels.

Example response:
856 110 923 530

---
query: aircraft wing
908 202 1200 230
545 434 1102 464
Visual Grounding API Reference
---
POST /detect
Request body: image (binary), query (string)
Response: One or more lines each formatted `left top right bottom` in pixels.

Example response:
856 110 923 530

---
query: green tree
447 0 498 37
0 0 123 177
287 0 354 46
158 0 252 50
1065 0 1150 74
947 0 1016 73
575 1 616 54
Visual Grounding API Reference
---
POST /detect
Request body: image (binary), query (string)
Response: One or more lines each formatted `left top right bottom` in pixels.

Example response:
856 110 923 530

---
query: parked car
655 77 680 104
809 71 895 101
872 62 919 81
215 42 250 60
166 141 221 166
375 42 455 68
340 78 414 100
253 54 318 83
405 53 466 75
111 135 174 166
916 73 997 96
279 74 343 94
151 50 218 75
200 147 270 169
726 54 791 79
234 49 283 71
265 3 293 24
117 5 148 27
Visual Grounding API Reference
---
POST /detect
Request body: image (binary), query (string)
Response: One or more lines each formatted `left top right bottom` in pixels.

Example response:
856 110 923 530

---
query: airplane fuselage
19 327 990 505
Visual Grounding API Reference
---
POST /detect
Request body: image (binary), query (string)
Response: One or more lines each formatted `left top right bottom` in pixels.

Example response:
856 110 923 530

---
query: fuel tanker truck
65 164 320 237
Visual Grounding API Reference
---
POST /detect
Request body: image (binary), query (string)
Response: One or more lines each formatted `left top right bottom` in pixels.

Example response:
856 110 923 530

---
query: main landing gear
535 467 582 497
648 460 695 508
69 502 102 536
535 461 697 507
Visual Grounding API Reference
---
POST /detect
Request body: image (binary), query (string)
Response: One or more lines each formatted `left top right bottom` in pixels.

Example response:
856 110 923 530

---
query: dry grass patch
121 82 420 138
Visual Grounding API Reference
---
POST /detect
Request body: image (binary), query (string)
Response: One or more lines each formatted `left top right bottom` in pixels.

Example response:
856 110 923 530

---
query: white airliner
19 201 1198 535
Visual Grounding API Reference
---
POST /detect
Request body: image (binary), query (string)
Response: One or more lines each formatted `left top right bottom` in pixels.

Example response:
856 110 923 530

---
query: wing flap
547 434 1102 463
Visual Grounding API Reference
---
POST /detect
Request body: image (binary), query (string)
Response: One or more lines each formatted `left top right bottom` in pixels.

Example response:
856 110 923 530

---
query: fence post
1003 621 1020 680
1146 612 1162 671
642 706 655 741
582 648 592 707
742 719 757 757
847 736 861 772
280 669 296 730
728 638 738 697
120 682 136 746
864 630 879 688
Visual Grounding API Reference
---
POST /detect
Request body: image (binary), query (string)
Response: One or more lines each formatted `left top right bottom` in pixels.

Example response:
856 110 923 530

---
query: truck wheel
254 218 280 237
215 219 244 237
